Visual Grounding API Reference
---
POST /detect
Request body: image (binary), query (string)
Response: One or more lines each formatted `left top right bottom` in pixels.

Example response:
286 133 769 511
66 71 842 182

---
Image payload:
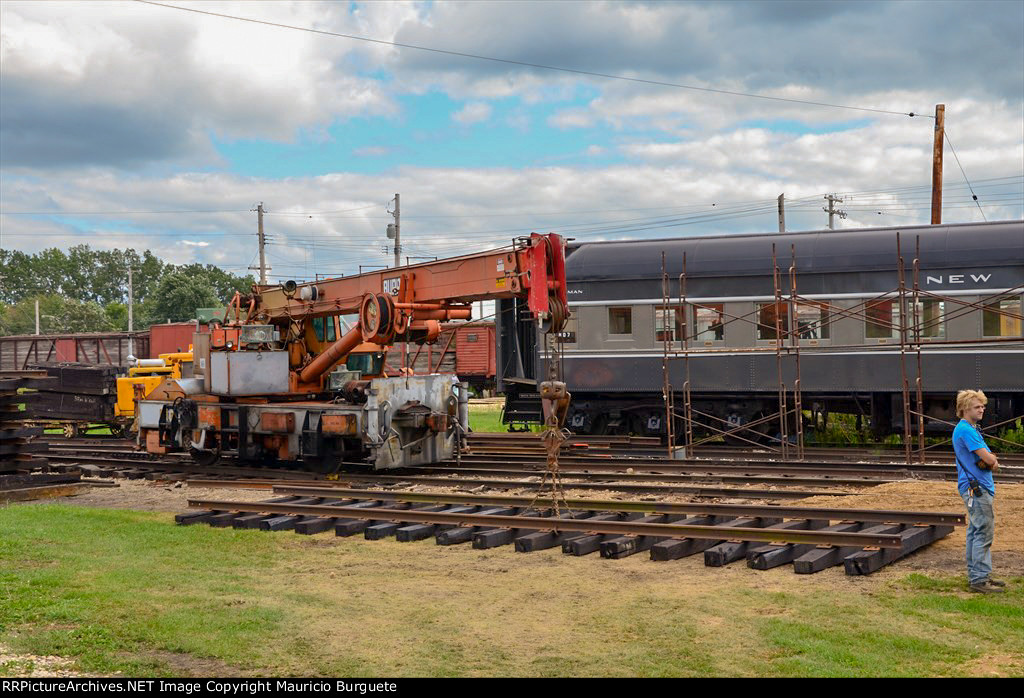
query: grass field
467 402 506 433
1 503 1021 678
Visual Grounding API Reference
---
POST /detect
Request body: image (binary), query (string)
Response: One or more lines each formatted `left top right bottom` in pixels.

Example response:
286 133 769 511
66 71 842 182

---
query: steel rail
461 447 1024 467
187 498 908 548
310 471 853 498
262 485 965 526
410 465 891 486
445 456 1024 482
41 455 858 496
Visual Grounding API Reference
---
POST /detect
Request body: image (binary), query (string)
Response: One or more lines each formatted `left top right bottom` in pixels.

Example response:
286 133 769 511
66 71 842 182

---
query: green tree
0 250 35 303
175 263 254 302
104 302 129 331
0 294 116 335
145 271 219 324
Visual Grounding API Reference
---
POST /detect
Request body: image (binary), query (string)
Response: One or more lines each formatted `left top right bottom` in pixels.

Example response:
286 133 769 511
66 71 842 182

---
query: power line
944 129 987 221
0 209 249 215
137 0 926 119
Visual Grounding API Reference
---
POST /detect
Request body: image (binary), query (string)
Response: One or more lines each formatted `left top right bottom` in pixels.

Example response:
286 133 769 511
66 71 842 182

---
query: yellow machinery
116 350 193 419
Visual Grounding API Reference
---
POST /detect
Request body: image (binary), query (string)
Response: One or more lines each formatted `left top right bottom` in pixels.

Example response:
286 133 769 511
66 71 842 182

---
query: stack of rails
180 486 963 576
27 362 120 424
0 370 55 473
0 370 88 502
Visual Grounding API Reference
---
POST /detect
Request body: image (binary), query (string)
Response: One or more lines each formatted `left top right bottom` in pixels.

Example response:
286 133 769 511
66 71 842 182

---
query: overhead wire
944 129 988 222
137 0 927 119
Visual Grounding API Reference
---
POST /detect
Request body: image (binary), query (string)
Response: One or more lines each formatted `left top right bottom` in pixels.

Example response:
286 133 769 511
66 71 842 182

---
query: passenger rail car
499 221 1024 439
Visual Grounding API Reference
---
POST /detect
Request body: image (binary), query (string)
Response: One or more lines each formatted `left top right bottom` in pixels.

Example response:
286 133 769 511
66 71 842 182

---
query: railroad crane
137 234 569 472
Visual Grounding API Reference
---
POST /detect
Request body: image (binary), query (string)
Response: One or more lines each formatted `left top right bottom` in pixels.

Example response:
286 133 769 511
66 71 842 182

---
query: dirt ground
45 475 1024 584
7 475 1024 677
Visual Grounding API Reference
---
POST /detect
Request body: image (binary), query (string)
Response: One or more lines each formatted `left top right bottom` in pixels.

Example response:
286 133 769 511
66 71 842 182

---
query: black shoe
984 578 1006 587
969 580 1005 593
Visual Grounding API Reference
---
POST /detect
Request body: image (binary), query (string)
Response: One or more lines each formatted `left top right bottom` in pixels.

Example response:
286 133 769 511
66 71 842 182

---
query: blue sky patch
211 92 625 176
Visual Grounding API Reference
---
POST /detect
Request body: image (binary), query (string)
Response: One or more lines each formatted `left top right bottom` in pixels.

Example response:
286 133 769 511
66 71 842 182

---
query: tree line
0 246 255 335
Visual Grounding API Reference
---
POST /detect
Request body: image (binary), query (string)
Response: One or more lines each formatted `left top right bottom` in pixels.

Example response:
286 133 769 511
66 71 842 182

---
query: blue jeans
959 489 995 585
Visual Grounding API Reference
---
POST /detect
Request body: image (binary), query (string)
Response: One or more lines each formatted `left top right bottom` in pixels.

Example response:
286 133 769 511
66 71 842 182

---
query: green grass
467 404 507 433
1 504 1022 677
468 403 541 433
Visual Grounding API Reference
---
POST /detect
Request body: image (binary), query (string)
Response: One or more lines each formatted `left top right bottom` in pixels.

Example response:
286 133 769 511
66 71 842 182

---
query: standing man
953 389 1004 593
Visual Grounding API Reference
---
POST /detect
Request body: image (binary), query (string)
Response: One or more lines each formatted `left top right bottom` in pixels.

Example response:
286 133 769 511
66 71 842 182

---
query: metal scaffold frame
661 234 1024 464
898 234 1024 463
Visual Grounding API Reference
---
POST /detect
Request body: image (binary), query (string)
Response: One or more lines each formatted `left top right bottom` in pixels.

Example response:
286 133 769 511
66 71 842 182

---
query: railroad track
439 455 1024 484
43 458 859 499
180 484 961 576
36 441 1024 496
43 433 1024 468
464 433 1024 467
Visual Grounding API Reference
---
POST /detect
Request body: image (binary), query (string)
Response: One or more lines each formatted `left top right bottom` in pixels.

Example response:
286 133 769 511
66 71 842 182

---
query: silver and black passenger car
498 220 1024 439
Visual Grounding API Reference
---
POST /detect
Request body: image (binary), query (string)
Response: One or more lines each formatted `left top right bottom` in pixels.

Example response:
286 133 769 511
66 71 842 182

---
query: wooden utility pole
930 104 945 224
257 202 267 284
127 265 134 358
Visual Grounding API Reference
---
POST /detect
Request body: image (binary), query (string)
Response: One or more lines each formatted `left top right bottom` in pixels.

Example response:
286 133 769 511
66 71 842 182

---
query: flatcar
498 220 1024 440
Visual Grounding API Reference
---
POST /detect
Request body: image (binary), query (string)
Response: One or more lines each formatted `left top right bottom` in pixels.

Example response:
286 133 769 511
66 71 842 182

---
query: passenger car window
608 307 632 335
794 301 830 340
866 300 899 339
983 298 1023 337
757 302 788 340
914 300 945 338
654 308 685 342
694 304 724 341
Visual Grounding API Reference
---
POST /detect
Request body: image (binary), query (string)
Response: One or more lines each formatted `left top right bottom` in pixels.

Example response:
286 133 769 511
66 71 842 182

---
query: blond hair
956 389 988 417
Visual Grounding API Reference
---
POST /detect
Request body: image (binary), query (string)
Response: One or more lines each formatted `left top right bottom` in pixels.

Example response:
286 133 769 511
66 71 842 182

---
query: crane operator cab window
345 353 385 376
311 316 338 343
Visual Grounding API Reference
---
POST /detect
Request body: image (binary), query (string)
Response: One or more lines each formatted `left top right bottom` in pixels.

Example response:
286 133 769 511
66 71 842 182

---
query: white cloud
452 102 492 125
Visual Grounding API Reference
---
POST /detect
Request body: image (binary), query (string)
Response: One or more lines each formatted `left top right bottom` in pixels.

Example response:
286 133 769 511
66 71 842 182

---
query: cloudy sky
1 0 1022 282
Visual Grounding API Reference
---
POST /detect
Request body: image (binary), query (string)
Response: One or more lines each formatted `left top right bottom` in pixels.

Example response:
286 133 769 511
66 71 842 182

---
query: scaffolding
662 234 1024 463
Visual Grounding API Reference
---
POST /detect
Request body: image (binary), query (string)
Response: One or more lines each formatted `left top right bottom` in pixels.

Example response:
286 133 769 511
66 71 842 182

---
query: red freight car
0 331 149 371
148 321 208 358
385 321 495 393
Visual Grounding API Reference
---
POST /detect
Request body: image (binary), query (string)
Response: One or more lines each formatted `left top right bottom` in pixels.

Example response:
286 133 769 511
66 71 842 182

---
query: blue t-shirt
953 419 995 496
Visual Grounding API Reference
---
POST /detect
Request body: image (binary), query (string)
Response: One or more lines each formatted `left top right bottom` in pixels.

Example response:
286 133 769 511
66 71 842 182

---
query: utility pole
823 193 846 230
392 194 401 268
930 104 945 224
35 299 40 335
257 202 267 284
777 193 786 232
386 194 402 268
127 265 134 358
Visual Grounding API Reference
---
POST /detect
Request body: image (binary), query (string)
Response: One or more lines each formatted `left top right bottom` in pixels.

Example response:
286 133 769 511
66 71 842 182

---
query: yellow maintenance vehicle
115 350 194 425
